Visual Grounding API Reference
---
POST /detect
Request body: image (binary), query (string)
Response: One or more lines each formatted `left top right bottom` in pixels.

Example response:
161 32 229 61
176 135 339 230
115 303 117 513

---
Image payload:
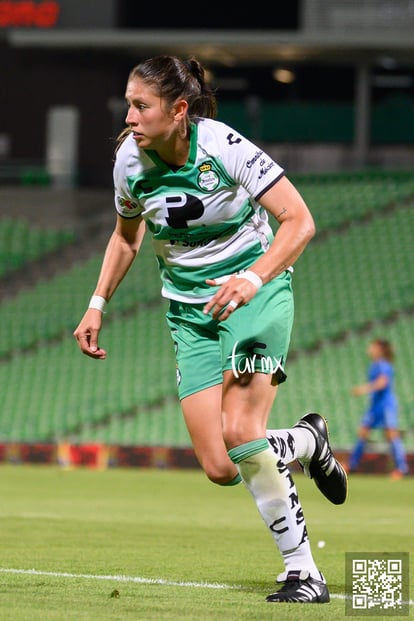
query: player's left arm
214 126 315 280
247 175 316 283
204 176 315 320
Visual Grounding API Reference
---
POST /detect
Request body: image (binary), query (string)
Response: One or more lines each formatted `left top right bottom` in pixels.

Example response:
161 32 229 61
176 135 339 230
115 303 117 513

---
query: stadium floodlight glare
273 68 296 84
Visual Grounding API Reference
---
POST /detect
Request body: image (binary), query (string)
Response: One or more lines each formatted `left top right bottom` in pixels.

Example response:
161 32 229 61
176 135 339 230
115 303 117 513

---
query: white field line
0 568 237 590
0 568 412 605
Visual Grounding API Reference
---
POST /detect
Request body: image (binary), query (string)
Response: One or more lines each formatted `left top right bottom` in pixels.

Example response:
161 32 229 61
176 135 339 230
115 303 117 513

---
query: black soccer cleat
266 570 330 603
294 412 348 505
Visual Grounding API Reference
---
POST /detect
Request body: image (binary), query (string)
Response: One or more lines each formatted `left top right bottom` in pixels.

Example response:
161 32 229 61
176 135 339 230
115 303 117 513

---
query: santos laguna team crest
197 162 220 191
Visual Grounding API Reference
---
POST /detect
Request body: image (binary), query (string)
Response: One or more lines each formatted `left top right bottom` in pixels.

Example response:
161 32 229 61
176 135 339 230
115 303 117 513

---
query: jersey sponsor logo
117 196 140 212
246 150 275 179
246 150 264 168
258 159 275 179
226 132 242 146
197 162 220 191
169 236 217 247
165 193 204 228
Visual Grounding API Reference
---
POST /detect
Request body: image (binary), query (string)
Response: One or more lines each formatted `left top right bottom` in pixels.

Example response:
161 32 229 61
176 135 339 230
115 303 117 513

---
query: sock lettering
276 459 295 489
270 516 289 535
289 491 299 510
295 507 305 525
267 432 296 461
299 524 309 545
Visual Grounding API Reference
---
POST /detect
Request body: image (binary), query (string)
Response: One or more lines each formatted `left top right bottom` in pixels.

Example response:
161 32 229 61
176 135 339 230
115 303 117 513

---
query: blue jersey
368 359 395 409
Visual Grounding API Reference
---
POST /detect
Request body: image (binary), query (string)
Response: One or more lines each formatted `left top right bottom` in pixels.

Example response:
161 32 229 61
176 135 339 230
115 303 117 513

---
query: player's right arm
351 374 389 396
73 215 145 359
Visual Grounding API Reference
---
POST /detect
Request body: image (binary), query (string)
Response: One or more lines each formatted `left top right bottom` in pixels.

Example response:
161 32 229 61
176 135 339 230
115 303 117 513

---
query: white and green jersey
114 117 285 302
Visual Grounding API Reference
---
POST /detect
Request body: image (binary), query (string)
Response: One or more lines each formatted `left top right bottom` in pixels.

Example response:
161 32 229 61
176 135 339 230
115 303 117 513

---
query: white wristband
237 270 263 290
88 295 107 313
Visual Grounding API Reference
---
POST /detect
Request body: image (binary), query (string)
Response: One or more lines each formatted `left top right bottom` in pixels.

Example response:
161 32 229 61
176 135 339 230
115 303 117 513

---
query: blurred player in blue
347 338 409 479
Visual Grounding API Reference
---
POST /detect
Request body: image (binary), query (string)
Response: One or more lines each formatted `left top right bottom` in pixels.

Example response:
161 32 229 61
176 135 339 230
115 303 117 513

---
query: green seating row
268 314 414 451
291 169 414 234
0 302 176 442
2 199 413 360
2 300 413 449
0 218 75 278
1 170 413 447
290 202 414 351
2 171 412 359
0 233 161 358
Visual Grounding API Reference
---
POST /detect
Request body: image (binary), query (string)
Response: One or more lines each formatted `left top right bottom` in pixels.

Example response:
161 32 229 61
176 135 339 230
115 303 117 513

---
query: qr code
346 553 409 616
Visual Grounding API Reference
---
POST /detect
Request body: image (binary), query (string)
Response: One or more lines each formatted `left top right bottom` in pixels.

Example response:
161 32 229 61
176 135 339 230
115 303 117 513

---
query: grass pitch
0 464 412 621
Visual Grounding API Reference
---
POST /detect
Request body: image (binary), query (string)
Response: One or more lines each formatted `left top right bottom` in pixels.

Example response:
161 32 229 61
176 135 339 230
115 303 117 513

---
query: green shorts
165 270 294 400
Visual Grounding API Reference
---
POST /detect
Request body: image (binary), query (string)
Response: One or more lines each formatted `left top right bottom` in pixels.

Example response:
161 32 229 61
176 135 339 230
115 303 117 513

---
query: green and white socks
228 438 322 581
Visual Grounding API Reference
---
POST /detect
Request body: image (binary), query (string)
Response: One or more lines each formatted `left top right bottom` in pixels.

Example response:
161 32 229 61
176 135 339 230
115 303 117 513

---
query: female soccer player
348 338 409 479
74 55 347 603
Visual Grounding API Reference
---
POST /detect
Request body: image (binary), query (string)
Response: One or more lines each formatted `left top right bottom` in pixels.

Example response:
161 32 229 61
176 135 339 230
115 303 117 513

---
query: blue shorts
361 400 399 429
166 270 294 400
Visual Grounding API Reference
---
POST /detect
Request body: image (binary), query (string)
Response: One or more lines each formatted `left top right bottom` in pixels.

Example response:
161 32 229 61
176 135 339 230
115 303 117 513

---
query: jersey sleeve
369 360 392 383
113 135 143 219
212 120 285 200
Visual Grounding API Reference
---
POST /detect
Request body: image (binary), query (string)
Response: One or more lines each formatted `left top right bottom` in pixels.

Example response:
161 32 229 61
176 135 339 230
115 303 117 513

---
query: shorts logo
173 340 181 386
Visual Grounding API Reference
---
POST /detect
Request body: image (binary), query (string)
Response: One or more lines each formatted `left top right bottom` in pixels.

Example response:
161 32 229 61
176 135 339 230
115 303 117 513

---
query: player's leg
222 370 329 604
386 428 408 478
181 384 346 496
166 301 241 486
347 406 375 472
347 425 369 471
383 407 409 478
221 269 346 505
181 385 240 485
